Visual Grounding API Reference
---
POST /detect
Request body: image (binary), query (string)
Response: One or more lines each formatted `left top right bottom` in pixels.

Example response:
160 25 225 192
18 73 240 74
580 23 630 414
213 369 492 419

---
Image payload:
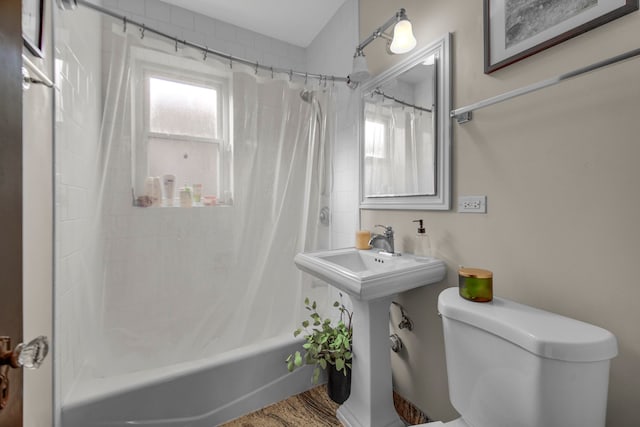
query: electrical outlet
458 196 487 213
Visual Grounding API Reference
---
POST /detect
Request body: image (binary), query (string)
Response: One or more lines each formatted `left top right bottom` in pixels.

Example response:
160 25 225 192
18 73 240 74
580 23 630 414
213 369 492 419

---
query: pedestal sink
294 248 446 427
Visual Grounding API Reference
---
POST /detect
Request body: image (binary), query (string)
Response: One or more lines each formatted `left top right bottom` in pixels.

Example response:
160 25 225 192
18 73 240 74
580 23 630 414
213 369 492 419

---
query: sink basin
294 247 447 427
294 248 446 301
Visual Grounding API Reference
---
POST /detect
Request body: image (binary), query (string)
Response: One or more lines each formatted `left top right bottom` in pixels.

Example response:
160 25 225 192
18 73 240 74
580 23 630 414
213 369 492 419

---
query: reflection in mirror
363 54 436 197
360 34 451 210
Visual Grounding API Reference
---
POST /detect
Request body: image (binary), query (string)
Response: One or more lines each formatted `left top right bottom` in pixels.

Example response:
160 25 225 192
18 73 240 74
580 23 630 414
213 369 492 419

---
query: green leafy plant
285 296 353 384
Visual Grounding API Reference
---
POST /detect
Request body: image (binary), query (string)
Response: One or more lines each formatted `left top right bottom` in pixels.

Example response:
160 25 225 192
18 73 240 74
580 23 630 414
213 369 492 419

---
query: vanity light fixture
350 49 371 83
348 8 417 84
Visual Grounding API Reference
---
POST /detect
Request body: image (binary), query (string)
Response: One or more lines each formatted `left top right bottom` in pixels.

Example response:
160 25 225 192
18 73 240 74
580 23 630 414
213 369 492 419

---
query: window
364 118 388 159
132 54 232 207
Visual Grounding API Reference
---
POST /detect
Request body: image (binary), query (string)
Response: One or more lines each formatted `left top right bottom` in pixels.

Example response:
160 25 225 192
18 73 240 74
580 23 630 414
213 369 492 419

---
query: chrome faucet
369 225 396 254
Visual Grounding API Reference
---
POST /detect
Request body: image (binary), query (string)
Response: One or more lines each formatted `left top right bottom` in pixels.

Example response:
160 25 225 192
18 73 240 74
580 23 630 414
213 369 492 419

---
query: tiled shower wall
54 2 103 414
103 0 307 71
307 0 360 250
56 0 358 409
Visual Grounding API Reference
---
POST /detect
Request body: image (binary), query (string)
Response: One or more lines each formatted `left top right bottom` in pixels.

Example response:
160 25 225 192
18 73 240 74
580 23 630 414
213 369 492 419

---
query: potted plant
286 296 353 404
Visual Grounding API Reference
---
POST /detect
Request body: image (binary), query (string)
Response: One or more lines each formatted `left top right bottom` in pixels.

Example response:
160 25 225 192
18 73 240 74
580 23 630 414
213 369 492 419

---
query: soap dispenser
412 219 431 257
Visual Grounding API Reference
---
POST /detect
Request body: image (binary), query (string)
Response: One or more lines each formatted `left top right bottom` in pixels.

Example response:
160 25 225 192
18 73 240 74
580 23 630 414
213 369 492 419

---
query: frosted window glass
365 119 386 159
148 137 220 197
149 77 219 139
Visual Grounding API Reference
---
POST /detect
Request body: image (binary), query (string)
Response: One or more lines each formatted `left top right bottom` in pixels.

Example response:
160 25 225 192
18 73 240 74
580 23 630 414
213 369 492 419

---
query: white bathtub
62 334 315 426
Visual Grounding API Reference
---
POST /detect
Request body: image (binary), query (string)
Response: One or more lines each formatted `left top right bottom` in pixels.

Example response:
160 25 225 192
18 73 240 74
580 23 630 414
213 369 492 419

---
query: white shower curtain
363 101 434 196
91 24 334 375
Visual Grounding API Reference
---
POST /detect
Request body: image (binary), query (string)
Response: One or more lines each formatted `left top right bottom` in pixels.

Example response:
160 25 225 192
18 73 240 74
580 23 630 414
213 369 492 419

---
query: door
0 0 26 425
1 0 53 425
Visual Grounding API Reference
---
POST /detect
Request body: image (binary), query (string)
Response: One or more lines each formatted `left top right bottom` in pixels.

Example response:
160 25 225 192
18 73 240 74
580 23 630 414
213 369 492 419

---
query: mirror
359 33 451 210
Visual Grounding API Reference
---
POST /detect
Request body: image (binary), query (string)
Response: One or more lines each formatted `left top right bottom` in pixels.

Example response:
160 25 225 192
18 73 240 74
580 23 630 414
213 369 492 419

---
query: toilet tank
438 287 617 427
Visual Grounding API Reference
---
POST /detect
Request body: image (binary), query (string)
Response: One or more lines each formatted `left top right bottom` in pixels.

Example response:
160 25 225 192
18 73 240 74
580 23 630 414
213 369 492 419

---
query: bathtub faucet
369 225 398 255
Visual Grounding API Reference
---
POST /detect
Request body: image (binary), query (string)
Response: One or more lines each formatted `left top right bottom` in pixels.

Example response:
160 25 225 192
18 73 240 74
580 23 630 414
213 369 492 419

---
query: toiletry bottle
412 219 431 257
162 174 176 206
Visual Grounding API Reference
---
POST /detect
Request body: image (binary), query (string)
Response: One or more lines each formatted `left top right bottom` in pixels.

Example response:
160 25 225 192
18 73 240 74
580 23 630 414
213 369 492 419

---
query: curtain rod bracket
455 111 472 124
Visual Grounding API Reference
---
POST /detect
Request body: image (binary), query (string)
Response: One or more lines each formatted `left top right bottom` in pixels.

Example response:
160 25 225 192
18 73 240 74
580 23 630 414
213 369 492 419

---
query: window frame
131 55 232 206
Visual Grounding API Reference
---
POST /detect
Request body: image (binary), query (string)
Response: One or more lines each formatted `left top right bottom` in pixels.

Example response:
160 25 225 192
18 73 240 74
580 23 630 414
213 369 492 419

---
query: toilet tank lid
438 288 618 362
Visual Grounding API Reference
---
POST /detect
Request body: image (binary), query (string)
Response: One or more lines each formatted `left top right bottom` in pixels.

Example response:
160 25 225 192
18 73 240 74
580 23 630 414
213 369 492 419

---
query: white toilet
417 287 618 427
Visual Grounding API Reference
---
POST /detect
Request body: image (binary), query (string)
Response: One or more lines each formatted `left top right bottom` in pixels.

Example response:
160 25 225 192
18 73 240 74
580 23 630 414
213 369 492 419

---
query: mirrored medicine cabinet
359 33 451 210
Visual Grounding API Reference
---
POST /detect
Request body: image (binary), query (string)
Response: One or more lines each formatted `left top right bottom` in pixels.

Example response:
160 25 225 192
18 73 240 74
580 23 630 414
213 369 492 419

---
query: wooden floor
220 386 429 426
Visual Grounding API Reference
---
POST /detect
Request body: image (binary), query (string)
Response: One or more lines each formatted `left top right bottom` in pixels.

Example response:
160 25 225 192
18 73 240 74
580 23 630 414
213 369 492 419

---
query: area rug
220 386 429 426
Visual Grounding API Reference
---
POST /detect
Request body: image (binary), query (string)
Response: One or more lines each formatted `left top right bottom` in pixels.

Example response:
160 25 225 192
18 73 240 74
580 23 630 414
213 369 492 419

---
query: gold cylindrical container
355 230 371 250
458 267 493 302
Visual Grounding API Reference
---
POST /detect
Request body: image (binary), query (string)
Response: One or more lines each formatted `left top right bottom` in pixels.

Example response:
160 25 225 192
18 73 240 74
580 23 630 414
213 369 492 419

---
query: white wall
361 1 640 426
306 0 360 250
23 2 54 425
305 0 359 311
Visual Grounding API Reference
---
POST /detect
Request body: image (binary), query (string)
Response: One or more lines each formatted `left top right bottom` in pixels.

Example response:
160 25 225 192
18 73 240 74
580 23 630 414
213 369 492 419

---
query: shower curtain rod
371 88 432 113
451 46 640 124
73 0 350 87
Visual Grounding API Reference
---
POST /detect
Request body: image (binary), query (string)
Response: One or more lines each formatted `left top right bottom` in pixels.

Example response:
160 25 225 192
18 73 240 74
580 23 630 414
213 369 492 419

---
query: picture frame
484 0 638 73
22 0 45 58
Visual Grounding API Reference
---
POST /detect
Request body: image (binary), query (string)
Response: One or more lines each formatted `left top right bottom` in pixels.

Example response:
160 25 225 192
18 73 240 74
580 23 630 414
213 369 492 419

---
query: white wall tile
214 20 237 42
193 14 216 36
145 0 170 23
118 0 145 16
170 6 195 30
306 0 360 248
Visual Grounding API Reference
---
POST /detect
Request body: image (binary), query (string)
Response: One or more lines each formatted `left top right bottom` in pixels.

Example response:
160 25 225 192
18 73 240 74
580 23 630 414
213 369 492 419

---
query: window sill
134 198 231 208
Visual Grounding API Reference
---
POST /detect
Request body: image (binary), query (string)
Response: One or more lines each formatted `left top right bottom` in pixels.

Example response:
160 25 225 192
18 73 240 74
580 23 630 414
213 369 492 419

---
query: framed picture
484 0 638 73
22 0 45 58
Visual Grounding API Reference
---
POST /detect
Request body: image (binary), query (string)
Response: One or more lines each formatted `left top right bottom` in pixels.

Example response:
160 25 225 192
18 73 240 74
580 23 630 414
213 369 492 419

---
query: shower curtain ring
140 24 145 39
270 67 274 79
203 48 208 61
122 16 127 32
229 55 233 69
332 76 335 87
255 62 259 74
304 73 308 84
175 39 179 52
289 70 293 82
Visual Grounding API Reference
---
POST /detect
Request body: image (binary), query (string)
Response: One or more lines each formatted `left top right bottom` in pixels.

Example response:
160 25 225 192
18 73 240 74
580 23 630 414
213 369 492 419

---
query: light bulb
390 19 417 54
350 51 370 82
